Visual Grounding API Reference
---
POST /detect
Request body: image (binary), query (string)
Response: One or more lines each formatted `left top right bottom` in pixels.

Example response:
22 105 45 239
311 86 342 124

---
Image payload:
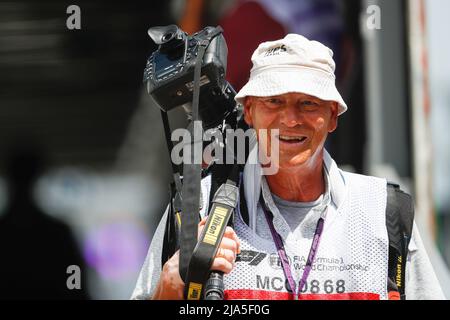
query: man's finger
211 257 233 274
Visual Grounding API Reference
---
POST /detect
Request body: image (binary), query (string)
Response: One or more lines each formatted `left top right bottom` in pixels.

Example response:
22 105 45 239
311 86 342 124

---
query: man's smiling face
244 92 338 170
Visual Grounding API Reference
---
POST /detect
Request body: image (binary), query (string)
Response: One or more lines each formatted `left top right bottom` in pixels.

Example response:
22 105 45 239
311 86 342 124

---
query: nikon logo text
203 206 227 245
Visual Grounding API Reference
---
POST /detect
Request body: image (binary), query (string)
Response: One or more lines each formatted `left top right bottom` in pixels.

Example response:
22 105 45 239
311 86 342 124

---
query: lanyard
260 196 327 300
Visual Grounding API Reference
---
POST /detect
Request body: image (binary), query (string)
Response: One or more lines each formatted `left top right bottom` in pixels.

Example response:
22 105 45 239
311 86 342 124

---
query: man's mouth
277 135 308 144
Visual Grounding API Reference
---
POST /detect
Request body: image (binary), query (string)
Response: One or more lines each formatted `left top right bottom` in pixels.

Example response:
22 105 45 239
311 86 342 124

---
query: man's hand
199 217 241 275
151 250 184 300
151 217 241 300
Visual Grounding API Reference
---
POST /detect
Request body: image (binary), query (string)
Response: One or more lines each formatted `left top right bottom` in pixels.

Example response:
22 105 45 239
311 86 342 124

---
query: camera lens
162 33 173 42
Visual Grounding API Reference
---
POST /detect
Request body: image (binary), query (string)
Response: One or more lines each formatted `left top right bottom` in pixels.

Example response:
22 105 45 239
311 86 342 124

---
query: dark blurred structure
0 0 174 298
0 142 89 299
0 0 171 168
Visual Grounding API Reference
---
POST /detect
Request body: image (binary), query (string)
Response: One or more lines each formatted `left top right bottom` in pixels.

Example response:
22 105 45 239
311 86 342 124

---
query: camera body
144 25 236 129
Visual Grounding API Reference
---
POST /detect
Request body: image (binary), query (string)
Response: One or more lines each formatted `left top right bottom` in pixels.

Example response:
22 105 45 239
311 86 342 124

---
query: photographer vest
161 151 414 300
223 171 390 300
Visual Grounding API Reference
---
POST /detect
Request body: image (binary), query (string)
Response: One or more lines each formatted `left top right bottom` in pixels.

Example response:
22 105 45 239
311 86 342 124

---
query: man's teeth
279 135 307 142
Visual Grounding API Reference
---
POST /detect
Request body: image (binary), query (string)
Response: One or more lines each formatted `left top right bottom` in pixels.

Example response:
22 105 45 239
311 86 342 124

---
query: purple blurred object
83 221 150 280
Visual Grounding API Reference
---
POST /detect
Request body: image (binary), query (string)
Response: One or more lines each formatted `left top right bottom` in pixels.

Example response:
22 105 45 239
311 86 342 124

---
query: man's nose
280 103 303 127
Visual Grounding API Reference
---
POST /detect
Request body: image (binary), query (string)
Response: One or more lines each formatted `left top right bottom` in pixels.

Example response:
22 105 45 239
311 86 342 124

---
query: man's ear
328 102 339 133
243 97 254 127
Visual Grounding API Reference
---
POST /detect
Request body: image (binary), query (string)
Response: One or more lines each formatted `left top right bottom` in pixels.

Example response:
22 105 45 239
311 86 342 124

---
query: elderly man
132 34 445 300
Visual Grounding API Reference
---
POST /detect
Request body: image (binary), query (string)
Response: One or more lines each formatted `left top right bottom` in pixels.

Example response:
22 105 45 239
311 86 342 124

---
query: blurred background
0 0 448 299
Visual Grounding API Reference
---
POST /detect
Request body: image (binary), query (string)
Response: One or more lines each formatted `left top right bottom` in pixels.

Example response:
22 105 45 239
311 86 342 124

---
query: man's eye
301 100 320 110
263 98 284 106
301 100 318 106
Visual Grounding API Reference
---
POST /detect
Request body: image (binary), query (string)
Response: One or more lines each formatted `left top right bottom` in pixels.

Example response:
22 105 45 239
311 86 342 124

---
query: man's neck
265 158 325 203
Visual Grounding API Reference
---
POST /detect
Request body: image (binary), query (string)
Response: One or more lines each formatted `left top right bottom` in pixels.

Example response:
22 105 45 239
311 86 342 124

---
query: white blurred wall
426 0 450 298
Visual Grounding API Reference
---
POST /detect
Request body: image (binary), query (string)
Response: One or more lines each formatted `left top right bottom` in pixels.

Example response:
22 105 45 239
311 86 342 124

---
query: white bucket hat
235 34 347 116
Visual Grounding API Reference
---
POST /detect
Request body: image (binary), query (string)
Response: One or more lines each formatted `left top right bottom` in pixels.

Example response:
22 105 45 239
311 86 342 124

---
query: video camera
143 25 244 301
144 24 238 130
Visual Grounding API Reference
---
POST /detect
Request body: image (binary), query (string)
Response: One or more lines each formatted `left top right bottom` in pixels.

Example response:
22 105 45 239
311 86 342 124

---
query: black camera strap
178 27 225 288
385 183 414 300
161 110 183 195
178 50 206 284
184 179 239 300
